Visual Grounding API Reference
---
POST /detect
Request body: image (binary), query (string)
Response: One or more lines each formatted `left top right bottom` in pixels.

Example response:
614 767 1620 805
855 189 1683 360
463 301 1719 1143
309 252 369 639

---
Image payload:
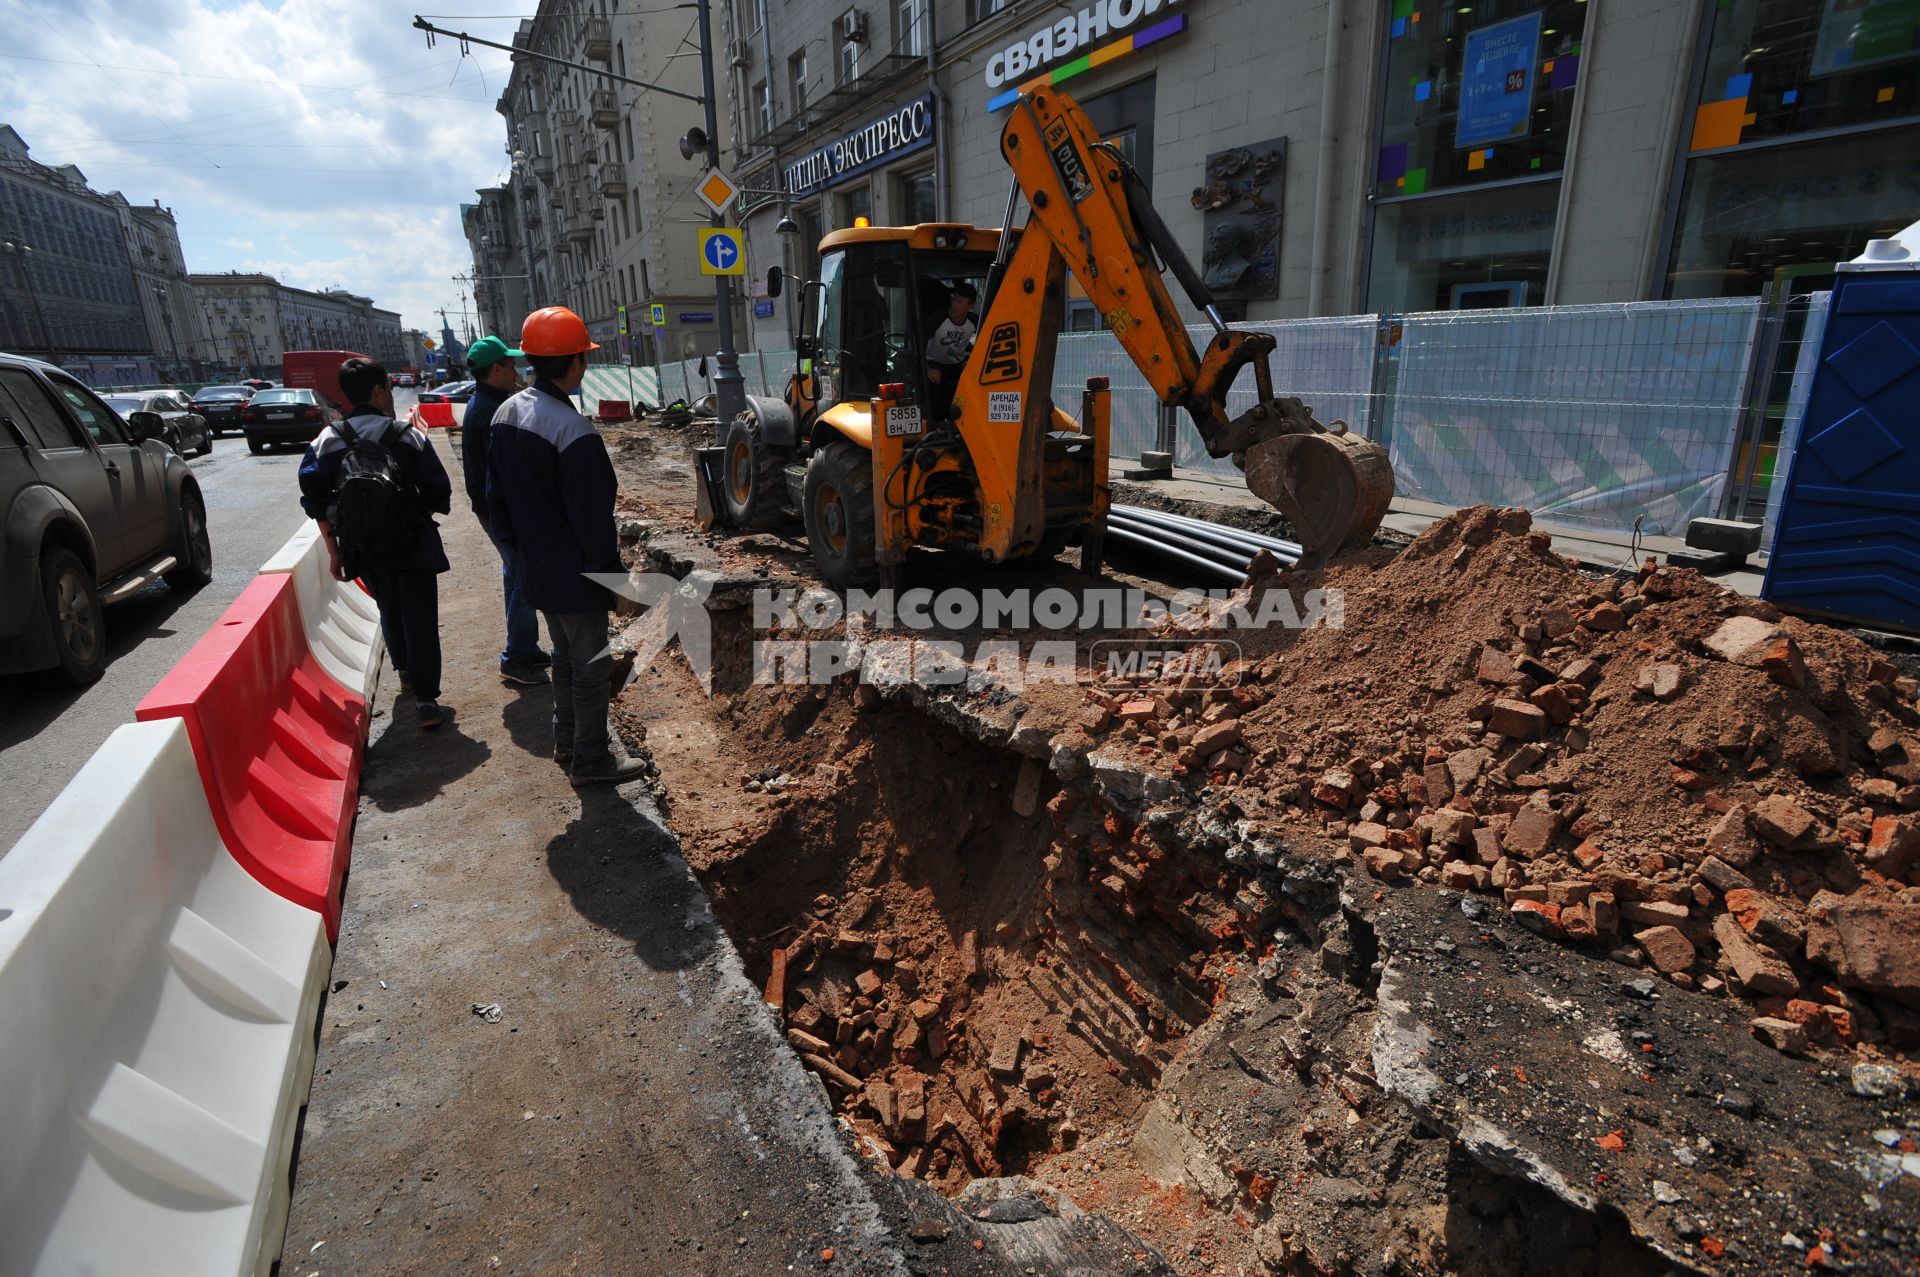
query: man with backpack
299 356 454 730
485 306 648 787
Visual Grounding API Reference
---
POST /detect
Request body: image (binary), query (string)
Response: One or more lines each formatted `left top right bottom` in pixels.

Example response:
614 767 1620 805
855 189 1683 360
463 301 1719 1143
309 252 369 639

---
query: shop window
1665 122 1920 298
900 170 936 224
1689 0 1918 153
1374 0 1591 201
1366 178 1559 313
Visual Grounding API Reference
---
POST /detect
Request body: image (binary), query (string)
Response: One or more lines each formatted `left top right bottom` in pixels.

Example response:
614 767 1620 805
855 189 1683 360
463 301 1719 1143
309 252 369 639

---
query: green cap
466 334 523 370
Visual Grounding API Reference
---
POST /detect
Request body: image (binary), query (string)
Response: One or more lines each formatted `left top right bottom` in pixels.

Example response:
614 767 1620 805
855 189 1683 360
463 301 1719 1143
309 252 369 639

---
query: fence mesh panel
1763 291 1832 555
1385 299 1759 536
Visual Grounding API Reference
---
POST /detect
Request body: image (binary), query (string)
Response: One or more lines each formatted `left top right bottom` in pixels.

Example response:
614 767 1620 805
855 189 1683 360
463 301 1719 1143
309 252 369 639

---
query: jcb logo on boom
980 323 1023 384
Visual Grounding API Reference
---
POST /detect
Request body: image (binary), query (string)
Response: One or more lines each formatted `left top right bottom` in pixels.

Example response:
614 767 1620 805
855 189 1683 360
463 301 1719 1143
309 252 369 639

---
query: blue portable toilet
1763 219 1920 633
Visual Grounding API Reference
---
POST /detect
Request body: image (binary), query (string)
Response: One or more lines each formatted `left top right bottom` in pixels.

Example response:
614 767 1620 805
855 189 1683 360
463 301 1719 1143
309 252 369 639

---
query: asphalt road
0 389 426 855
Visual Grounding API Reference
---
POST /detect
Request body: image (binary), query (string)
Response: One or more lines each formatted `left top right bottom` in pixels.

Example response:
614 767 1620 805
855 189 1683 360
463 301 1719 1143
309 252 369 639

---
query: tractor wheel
802 440 878 590
721 412 789 530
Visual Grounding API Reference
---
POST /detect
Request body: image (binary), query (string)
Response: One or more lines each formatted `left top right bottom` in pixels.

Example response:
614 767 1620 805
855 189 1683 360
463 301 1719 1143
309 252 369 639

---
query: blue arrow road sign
698 227 745 276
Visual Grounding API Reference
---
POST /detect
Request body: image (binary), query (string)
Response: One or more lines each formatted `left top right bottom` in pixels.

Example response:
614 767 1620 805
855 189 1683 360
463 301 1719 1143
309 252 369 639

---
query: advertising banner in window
1811 0 1920 77
1456 11 1544 149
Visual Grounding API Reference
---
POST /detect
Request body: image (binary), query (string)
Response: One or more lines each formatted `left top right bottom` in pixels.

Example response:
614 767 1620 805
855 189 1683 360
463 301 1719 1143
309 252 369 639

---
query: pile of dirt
1057 505 1920 1069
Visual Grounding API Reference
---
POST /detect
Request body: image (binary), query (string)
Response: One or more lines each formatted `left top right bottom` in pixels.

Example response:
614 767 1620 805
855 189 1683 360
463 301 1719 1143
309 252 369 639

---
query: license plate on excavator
885 406 922 437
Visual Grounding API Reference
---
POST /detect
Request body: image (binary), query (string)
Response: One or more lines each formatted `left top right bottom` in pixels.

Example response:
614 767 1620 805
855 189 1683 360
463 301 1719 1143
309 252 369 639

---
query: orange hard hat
520 305 600 356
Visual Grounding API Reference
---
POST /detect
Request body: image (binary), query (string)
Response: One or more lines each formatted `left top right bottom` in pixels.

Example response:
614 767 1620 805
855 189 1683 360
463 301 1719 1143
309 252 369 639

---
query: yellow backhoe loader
698 85 1393 589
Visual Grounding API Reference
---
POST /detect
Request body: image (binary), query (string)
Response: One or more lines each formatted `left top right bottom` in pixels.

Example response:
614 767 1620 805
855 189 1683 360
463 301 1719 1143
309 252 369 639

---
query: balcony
548 187 566 210
583 17 611 61
531 153 555 181
597 161 625 197
565 208 595 244
591 88 619 129
556 110 581 141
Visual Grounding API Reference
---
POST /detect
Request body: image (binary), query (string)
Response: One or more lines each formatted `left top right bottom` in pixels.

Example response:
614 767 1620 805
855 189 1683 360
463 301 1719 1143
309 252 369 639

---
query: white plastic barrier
259 520 384 703
0 720 332 1277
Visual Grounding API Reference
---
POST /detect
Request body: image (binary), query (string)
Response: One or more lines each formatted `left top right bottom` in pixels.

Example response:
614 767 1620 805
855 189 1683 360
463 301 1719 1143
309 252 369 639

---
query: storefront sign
986 0 1191 90
783 95 935 200
990 1 1182 111
1456 11 1542 150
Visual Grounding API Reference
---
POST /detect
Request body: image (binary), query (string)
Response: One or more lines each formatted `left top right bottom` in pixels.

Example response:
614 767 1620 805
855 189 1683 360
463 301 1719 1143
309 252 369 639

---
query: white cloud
0 0 519 334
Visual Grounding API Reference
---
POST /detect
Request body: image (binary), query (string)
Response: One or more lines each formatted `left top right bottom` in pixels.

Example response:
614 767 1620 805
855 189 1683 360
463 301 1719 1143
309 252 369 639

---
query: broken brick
1865 815 1920 880
1114 699 1157 722
1313 768 1359 808
1348 821 1390 850
1705 804 1760 868
1805 898 1920 998
1622 899 1690 928
1751 794 1817 849
854 969 884 998
987 1027 1026 1078
1442 861 1489 891
1694 855 1753 895
1581 602 1626 632
1636 663 1685 701
1470 826 1504 867
1529 683 1573 724
1446 747 1492 791
1749 1016 1809 1054
1489 698 1548 741
1560 657 1602 688
1723 888 1804 950
1423 762 1455 807
1430 808 1476 847
1190 720 1244 756
1510 899 1563 934
1503 793 1562 858
1712 914 1799 998
1635 925 1695 974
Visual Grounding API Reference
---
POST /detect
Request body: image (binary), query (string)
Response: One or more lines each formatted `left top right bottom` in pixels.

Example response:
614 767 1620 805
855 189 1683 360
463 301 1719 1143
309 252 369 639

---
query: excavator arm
959 86 1393 567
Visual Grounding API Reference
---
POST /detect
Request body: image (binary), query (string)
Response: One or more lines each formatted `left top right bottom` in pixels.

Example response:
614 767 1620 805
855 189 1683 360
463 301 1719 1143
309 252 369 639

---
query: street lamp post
2 236 55 364
693 0 745 423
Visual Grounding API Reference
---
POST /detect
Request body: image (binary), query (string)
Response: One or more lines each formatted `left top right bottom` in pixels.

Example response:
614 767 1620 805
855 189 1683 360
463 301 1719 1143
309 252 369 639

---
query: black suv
0 353 213 683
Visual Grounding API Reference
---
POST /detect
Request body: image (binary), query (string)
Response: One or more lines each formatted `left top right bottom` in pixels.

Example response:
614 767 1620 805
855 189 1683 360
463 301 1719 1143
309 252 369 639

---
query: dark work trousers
362 564 443 702
543 609 612 763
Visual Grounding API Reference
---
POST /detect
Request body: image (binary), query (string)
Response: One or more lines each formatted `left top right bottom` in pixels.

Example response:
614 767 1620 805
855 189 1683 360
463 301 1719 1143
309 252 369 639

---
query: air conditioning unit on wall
841 9 867 43
729 38 752 67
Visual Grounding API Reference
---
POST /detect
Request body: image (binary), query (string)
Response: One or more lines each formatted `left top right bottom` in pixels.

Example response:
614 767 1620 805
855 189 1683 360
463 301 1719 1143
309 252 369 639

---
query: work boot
569 743 653 788
554 746 574 770
417 700 447 730
500 660 549 686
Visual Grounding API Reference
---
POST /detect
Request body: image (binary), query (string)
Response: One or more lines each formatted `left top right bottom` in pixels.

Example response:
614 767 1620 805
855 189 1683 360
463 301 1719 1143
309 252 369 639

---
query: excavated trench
637 675 1678 1276
691 697 1256 1189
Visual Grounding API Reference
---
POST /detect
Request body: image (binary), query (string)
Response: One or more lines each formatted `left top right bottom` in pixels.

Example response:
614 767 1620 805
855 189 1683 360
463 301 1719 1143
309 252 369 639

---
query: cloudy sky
0 0 525 337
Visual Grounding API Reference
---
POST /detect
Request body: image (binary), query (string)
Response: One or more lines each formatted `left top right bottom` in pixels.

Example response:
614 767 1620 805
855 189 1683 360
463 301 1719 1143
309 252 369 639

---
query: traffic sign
649 303 667 327
617 304 629 336
422 337 436 350
698 227 745 276
694 167 740 216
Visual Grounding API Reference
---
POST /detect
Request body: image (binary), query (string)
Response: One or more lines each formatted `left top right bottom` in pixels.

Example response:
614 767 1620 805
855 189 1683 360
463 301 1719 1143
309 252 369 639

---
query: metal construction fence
575 294 1823 544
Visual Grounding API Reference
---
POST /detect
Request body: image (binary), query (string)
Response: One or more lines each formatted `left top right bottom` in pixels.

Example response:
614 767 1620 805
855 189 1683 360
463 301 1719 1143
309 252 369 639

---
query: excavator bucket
1241 431 1396 568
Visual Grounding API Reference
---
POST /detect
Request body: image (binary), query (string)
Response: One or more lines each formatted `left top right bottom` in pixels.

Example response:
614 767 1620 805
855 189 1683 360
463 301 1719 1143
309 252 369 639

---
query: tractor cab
794 224 998 423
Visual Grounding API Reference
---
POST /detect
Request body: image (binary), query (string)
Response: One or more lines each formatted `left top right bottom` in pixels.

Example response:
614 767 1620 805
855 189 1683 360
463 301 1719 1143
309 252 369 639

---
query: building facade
463 191 531 341
190 273 407 377
0 126 158 385
722 0 1920 345
491 1 726 368
104 195 201 380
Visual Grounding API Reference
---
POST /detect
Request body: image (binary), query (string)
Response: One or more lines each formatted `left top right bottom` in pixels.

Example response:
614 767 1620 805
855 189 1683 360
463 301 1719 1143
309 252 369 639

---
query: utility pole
694 0 745 423
2 236 55 363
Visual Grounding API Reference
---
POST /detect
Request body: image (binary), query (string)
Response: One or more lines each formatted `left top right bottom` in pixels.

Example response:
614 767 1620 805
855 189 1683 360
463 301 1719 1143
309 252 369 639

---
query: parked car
417 380 475 405
101 389 212 457
242 387 340 453
0 353 213 683
191 384 255 436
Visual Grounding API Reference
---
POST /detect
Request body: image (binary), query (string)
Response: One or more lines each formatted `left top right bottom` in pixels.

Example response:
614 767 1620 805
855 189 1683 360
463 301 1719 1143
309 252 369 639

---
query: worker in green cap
460 333 548 686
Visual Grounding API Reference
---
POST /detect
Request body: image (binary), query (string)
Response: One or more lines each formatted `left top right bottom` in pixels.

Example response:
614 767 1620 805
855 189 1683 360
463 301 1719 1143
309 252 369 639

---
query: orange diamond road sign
695 168 740 216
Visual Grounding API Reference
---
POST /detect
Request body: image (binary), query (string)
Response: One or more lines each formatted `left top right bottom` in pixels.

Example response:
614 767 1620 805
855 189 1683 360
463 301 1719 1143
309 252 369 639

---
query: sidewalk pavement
278 495 1170 1277
1118 465 1766 597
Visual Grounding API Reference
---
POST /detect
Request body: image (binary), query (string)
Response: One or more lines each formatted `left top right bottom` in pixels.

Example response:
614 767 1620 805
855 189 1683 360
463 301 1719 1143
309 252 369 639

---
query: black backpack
327 419 417 556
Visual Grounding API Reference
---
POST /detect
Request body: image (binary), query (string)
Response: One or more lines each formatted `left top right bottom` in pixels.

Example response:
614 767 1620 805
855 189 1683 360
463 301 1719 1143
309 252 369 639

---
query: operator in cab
923 280 978 420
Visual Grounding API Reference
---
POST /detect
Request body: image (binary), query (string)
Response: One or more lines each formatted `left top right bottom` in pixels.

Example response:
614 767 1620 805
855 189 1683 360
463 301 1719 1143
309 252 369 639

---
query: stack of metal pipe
1103 505 1302 583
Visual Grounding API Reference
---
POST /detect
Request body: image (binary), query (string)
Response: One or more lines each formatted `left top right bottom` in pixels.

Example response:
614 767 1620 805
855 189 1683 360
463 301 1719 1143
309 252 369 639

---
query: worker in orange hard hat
519 305 601 357
483 307 649 787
